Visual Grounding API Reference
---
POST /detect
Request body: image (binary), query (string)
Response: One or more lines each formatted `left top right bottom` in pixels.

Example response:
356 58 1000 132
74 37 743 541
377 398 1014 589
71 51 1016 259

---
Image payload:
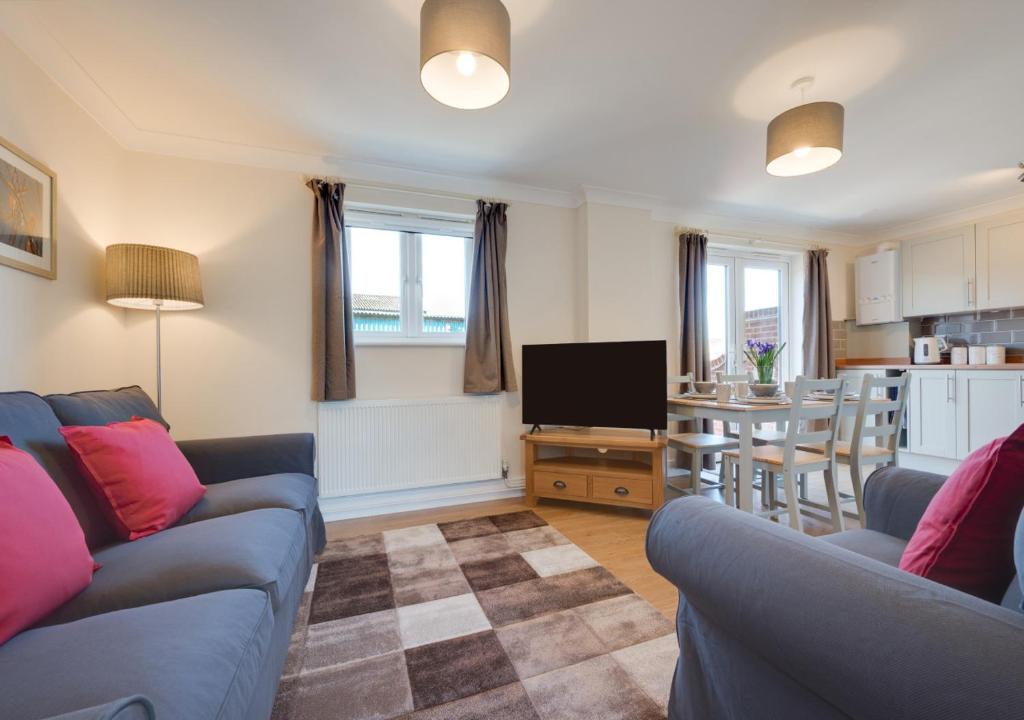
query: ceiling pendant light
766 77 844 177
420 0 511 110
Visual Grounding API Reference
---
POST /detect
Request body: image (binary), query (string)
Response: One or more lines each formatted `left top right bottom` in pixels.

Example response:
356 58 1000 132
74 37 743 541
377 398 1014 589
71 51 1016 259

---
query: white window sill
355 335 466 348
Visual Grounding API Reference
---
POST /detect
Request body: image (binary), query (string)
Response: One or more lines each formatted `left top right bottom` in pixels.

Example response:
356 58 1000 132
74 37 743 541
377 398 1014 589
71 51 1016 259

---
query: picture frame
0 136 56 280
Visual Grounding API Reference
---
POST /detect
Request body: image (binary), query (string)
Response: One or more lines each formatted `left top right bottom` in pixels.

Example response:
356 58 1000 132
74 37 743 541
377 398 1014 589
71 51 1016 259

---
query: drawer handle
614 486 630 496
552 480 567 489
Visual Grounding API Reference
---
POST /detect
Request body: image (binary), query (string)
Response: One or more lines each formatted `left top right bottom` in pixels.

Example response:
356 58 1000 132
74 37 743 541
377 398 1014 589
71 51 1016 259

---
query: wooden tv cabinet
521 428 666 511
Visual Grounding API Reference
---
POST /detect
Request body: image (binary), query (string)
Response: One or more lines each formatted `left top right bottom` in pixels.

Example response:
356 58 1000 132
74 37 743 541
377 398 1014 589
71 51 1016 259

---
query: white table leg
737 416 754 512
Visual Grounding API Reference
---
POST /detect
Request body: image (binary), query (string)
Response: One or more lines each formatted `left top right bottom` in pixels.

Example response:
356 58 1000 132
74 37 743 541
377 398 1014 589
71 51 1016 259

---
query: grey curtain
679 231 716 469
308 179 356 401
464 200 517 394
803 249 835 379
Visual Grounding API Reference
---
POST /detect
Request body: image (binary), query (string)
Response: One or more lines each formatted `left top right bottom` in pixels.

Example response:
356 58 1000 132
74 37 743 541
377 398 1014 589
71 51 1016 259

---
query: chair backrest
783 376 847 468
850 373 910 461
717 372 754 384
668 374 694 395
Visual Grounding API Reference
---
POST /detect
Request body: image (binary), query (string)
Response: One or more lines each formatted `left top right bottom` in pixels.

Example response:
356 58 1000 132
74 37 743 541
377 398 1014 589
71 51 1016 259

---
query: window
706 251 791 380
347 208 473 345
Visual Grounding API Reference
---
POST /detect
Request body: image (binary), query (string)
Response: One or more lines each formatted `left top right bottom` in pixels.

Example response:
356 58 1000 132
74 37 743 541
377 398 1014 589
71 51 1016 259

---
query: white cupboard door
900 225 976 317
909 371 958 458
976 211 1024 311
955 371 1024 458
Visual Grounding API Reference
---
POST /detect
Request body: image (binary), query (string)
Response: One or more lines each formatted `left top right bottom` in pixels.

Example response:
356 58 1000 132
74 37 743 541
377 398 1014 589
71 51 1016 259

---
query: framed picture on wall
0 136 56 280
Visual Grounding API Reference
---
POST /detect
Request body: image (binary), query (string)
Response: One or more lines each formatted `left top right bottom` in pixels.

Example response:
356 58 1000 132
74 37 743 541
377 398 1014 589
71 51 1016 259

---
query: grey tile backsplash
920 308 1024 355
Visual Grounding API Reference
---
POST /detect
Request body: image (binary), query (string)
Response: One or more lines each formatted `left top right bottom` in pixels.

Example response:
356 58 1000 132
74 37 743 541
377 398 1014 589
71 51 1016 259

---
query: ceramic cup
715 384 733 402
784 381 796 399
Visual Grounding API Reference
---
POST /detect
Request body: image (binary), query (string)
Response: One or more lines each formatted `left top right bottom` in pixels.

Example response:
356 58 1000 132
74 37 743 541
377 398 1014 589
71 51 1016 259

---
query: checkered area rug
272 511 677 720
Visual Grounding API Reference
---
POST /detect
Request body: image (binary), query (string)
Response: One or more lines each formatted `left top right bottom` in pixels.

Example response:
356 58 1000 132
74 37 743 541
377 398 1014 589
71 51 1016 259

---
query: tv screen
522 340 667 431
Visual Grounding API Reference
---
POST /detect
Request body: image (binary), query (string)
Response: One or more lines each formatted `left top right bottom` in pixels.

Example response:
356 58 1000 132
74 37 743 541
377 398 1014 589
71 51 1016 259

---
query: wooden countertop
838 357 1024 371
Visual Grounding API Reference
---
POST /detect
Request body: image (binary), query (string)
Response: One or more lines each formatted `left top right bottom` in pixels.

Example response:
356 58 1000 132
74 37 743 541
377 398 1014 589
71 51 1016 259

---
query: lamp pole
154 299 162 412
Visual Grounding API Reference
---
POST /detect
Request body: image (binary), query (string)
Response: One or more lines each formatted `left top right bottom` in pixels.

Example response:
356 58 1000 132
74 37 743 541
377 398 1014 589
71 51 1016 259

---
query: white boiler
855 250 902 326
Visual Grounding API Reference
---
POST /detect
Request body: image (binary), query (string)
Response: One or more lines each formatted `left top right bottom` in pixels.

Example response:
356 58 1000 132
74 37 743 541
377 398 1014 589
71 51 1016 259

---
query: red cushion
59 418 205 541
899 423 1024 601
0 436 96 644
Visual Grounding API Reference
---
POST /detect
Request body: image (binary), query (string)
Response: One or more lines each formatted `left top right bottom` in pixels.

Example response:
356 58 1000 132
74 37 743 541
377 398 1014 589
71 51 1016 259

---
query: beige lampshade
420 0 510 110
105 243 204 311
766 101 844 177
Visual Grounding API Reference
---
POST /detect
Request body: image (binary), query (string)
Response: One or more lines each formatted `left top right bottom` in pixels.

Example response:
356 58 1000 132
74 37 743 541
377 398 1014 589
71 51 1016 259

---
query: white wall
0 33 129 394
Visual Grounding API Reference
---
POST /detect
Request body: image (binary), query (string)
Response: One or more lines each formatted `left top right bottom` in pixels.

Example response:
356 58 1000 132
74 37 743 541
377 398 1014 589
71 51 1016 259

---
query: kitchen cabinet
975 210 1024 310
908 370 958 459
955 371 1024 457
900 225 975 317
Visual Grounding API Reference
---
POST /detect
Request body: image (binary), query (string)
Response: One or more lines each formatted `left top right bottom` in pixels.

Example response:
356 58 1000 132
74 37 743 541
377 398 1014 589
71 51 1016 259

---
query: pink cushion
899 423 1024 601
60 418 205 541
0 436 96 644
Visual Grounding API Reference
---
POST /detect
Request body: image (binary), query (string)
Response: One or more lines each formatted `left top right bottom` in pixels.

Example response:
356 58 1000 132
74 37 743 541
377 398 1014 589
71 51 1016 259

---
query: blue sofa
647 466 1024 720
0 387 326 720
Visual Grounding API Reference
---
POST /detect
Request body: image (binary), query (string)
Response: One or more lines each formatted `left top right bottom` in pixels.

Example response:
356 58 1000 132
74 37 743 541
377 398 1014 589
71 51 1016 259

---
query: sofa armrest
177 433 315 485
647 497 1024 720
42 696 155 720
863 465 946 541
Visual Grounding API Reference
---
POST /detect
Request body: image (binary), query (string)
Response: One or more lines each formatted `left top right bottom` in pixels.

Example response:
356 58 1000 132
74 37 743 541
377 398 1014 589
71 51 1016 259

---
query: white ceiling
3 0 1023 236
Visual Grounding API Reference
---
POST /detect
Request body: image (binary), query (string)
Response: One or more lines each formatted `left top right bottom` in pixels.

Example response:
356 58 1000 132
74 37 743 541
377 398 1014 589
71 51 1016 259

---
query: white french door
706 252 791 382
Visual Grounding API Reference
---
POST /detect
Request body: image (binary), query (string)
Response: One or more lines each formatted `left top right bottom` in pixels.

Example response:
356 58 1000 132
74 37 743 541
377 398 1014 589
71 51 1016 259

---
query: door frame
707 250 792 381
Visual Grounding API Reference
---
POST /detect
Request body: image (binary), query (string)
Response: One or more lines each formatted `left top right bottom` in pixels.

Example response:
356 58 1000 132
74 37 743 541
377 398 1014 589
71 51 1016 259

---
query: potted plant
743 340 786 397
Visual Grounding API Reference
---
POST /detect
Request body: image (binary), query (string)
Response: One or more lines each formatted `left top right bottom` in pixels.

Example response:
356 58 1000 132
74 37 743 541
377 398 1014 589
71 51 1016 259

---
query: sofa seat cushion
820 529 908 567
0 590 272 720
43 508 305 625
179 473 322 561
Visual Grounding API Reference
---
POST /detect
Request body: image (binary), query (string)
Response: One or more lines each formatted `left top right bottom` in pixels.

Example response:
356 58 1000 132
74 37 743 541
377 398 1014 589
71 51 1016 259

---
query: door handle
1020 376 1024 407
967 280 975 306
614 486 630 496
553 480 567 489
946 375 955 403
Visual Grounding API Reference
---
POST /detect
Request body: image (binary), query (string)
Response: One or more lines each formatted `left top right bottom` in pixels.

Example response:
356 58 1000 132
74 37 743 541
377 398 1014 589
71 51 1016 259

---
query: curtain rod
676 225 823 252
304 176 504 205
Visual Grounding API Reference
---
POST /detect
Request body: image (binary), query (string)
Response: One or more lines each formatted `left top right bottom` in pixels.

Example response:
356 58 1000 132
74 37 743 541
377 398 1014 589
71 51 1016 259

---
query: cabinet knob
614 486 629 496
553 480 567 489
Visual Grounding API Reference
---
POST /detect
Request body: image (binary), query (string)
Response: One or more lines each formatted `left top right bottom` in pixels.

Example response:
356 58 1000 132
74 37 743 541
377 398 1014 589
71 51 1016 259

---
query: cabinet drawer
534 471 588 499
592 475 653 505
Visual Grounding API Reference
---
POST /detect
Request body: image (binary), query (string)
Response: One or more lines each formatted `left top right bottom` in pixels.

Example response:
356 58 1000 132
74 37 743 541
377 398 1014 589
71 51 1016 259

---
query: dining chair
796 372 910 524
666 373 739 496
721 376 847 532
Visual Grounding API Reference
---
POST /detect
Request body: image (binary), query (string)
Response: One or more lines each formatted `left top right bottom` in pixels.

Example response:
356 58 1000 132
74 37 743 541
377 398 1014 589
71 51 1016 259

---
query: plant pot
750 383 779 397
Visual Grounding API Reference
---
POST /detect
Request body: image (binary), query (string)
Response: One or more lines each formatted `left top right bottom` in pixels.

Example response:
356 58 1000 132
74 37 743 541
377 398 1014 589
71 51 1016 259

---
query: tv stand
529 424 542 434
521 428 666 511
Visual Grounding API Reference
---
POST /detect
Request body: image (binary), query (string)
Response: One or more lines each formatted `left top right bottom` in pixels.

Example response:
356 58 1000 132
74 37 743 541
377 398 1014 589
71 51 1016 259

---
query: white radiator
317 396 503 497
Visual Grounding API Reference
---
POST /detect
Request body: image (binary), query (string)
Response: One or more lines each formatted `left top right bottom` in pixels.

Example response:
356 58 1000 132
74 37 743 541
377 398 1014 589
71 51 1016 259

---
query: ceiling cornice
870 192 1024 243
0 4 877 244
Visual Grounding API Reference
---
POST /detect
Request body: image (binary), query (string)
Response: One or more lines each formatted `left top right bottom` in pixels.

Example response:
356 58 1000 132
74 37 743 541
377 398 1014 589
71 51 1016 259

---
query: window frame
346 206 474 347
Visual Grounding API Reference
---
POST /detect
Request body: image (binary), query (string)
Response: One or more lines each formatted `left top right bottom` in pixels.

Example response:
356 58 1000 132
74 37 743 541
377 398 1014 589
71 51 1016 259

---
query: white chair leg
690 451 702 495
722 457 735 507
850 462 867 525
823 465 845 532
782 470 803 532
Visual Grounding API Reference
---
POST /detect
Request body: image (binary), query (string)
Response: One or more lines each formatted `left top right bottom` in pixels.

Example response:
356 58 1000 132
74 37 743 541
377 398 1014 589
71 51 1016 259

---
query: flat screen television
522 340 667 432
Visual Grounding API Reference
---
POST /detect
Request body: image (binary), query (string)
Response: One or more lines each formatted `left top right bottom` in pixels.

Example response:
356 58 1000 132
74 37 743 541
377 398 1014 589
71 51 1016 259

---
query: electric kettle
913 336 947 364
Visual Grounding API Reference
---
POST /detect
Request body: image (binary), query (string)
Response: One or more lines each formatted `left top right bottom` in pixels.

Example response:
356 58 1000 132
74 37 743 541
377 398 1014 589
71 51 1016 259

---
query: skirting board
319 476 526 522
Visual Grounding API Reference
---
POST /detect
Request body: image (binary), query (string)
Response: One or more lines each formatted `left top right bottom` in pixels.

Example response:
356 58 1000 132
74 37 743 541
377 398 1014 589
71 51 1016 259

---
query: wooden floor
325 470 859 620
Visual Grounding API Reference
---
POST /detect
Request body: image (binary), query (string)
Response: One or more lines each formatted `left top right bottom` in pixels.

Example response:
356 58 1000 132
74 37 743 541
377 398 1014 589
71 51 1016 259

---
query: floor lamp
105 243 204 412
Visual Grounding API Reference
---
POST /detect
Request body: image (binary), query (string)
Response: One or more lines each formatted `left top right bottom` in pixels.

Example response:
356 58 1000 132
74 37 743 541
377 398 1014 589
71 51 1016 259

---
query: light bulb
793 146 811 158
456 51 477 76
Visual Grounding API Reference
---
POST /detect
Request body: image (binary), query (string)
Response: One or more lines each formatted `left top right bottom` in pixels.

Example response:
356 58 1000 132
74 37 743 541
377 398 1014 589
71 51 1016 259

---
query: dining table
666 394 860 514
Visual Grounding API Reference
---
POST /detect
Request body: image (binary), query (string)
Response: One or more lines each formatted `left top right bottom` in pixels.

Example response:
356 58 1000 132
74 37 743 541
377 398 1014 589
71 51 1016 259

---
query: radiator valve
501 460 510 480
